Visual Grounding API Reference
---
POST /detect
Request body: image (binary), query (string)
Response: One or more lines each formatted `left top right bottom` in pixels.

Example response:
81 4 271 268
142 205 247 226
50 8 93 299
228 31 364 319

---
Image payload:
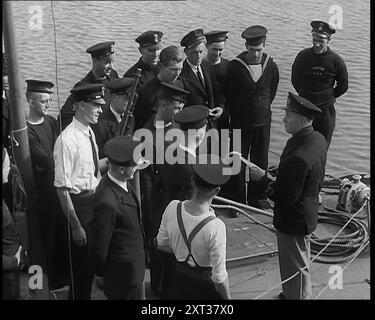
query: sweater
291 47 348 109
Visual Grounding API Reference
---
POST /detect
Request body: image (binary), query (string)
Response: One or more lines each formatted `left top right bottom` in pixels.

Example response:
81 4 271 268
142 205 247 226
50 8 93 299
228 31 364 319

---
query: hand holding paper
225 152 265 181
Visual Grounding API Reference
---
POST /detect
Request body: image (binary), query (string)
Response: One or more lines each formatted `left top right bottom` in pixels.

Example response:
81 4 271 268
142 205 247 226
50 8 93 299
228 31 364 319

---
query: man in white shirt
157 154 231 299
54 83 108 300
150 104 209 298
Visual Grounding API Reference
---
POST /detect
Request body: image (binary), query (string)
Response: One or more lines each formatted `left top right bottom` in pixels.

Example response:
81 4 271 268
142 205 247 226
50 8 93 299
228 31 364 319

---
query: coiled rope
253 198 369 299
311 205 369 264
213 194 370 265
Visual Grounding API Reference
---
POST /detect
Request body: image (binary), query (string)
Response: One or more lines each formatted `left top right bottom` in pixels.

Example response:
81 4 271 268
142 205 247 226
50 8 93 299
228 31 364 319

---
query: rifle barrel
118 68 142 136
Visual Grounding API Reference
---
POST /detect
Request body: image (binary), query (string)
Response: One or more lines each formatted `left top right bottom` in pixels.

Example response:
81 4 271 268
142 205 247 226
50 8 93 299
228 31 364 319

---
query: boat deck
18 178 370 300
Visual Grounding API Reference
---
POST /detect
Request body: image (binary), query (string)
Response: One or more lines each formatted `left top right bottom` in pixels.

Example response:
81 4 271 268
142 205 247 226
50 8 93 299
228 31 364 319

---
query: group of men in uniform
3 18 349 300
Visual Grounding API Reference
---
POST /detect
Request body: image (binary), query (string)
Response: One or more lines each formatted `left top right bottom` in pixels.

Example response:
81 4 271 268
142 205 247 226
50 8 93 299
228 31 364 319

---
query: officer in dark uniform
179 29 224 130
59 41 119 130
90 135 147 300
150 105 209 298
123 30 163 88
250 92 327 299
204 30 230 130
91 78 134 159
291 21 348 149
225 25 279 206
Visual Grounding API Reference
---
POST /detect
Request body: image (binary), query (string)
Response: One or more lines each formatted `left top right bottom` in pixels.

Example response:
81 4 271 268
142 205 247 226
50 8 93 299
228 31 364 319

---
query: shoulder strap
177 201 217 265
177 201 190 252
187 215 216 244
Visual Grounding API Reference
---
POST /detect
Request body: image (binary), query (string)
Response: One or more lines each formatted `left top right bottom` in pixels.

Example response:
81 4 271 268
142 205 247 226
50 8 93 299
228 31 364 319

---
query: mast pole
3 1 45 270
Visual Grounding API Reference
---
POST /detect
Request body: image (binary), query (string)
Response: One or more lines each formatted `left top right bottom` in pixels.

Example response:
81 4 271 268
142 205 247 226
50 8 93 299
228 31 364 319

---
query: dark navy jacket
266 126 327 235
58 69 119 130
226 51 279 128
91 108 120 159
89 175 146 286
179 60 224 110
123 57 160 89
133 77 184 130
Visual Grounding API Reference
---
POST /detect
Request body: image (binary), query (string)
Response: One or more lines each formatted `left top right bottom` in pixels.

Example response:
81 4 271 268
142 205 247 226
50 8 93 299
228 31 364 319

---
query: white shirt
157 200 228 284
178 143 196 158
110 106 122 123
107 171 129 193
186 59 205 83
154 119 171 129
54 117 101 194
248 64 262 82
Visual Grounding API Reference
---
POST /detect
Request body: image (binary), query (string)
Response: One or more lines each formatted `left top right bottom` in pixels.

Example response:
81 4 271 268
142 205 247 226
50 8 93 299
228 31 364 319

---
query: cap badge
101 87 105 97
153 33 158 42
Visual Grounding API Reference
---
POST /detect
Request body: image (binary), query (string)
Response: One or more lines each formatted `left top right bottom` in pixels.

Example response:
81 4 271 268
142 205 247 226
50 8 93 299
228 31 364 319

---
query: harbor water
10 0 370 177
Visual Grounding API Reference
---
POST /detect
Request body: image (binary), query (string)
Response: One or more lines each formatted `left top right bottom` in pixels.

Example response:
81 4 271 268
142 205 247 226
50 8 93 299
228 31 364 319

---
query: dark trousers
224 124 270 204
166 262 221 300
312 103 336 149
140 167 154 258
2 271 20 300
150 248 176 298
67 192 95 300
38 183 70 289
104 260 145 300
67 239 93 300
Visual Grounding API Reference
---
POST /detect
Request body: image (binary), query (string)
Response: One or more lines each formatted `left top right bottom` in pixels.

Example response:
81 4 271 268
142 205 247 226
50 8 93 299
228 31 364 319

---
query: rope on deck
253 199 369 299
213 195 369 264
311 206 370 264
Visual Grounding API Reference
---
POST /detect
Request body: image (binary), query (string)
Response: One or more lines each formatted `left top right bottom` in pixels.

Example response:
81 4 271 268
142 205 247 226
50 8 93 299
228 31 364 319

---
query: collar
186 59 201 74
27 117 45 125
154 119 172 129
292 125 314 138
178 143 196 158
108 171 129 192
311 46 330 56
90 69 107 82
72 117 91 136
238 51 267 65
110 105 122 123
